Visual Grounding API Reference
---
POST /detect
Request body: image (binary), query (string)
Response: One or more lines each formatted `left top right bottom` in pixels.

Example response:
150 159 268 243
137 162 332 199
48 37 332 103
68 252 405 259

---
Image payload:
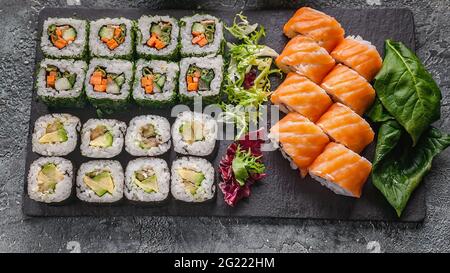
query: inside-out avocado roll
40 17 88 59
27 157 73 203
125 115 171 156
171 156 215 202
180 14 223 57
89 17 134 59
172 111 217 156
32 113 80 156
80 118 126 158
85 58 133 112
124 158 170 202
133 59 179 108
136 15 179 60
76 160 124 203
36 58 87 108
178 56 223 104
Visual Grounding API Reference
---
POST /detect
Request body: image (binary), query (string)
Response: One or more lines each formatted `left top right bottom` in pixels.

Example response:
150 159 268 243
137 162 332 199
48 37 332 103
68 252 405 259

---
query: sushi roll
36 58 87 108
331 35 383 82
321 64 376 115
180 14 224 57
136 15 180 60
32 113 80 156
40 17 88 59
276 35 336 84
270 73 333 122
316 103 374 153
85 58 133 111
172 111 217 156
179 56 223 104
171 156 215 202
124 158 170 202
132 59 179 108
125 115 171 157
27 157 73 203
283 7 345 52
308 143 372 198
80 119 126 158
76 160 124 203
89 17 134 59
269 112 330 177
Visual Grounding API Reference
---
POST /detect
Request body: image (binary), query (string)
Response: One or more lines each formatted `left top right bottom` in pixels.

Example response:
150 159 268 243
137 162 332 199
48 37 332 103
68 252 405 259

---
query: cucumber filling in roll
89 66 126 94
147 21 172 50
140 67 166 94
177 168 205 195
186 65 214 92
45 65 76 91
89 125 113 148
133 167 158 193
179 120 205 144
83 170 115 197
36 163 65 194
47 24 77 49
38 119 68 144
98 24 126 50
191 20 215 47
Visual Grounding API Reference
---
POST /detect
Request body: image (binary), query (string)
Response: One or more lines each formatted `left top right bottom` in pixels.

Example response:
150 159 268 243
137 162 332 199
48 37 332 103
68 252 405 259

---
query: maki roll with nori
76 160 124 203
89 17 134 59
125 115 171 157
171 156 215 202
85 58 133 112
32 113 80 156
132 59 179 108
36 59 87 108
124 158 170 202
41 18 88 59
172 111 217 156
80 119 126 158
180 14 223 57
136 15 179 60
179 56 223 104
27 157 73 203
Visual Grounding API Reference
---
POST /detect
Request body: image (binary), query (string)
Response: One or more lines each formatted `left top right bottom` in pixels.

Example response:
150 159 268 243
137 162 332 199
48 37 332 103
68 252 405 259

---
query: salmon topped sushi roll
321 64 375 115
269 112 330 177
308 142 372 198
283 7 345 52
316 103 374 153
276 35 336 84
271 73 332 122
331 36 382 82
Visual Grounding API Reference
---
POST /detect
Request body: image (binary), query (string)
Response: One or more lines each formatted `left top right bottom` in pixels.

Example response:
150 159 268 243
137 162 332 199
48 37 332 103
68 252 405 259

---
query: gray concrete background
0 0 449 253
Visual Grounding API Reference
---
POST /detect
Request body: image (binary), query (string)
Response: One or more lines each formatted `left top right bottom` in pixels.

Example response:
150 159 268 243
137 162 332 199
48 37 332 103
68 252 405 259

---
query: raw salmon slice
283 7 345 52
331 36 382 82
321 64 375 115
276 35 336 84
271 73 333 122
308 142 372 198
316 103 374 153
269 112 330 177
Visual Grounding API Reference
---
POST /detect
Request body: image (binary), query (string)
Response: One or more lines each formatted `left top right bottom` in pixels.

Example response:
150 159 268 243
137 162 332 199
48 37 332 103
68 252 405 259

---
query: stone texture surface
0 0 449 253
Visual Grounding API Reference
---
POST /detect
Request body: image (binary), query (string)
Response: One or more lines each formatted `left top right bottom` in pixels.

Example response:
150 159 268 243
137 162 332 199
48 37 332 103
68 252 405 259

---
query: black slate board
23 7 423 222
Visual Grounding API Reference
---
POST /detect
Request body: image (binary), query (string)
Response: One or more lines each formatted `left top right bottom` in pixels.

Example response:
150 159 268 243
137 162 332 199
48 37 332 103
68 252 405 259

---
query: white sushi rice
28 157 73 203
179 56 223 98
124 158 170 202
180 14 223 57
172 111 217 156
132 59 179 103
171 156 215 202
125 115 171 156
80 119 126 158
136 15 179 57
309 173 355 197
84 58 133 101
89 17 134 58
36 58 87 100
76 160 124 203
32 113 80 156
40 18 87 58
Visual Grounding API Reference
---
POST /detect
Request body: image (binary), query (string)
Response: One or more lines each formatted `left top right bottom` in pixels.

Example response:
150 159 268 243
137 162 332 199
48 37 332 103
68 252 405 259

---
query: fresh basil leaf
372 126 450 216
367 98 394 123
374 40 442 146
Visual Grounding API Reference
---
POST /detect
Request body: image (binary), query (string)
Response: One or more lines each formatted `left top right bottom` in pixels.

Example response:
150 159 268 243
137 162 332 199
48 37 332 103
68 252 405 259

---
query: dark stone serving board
23 7 423 221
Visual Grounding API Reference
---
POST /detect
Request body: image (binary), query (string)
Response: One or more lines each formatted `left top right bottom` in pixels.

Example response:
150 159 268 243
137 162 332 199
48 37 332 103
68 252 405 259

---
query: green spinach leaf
367 98 394 123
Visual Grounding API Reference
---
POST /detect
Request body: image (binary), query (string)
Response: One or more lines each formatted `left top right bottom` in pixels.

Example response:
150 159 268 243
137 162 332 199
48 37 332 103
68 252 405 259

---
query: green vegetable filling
231 146 265 187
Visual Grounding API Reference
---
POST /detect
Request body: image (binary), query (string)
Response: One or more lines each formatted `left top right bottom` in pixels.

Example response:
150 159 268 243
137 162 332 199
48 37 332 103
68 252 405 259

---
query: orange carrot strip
145 85 154 94
114 27 122 38
197 37 208 47
192 34 204 44
106 39 119 50
187 82 198 91
90 75 103 85
94 84 106 92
